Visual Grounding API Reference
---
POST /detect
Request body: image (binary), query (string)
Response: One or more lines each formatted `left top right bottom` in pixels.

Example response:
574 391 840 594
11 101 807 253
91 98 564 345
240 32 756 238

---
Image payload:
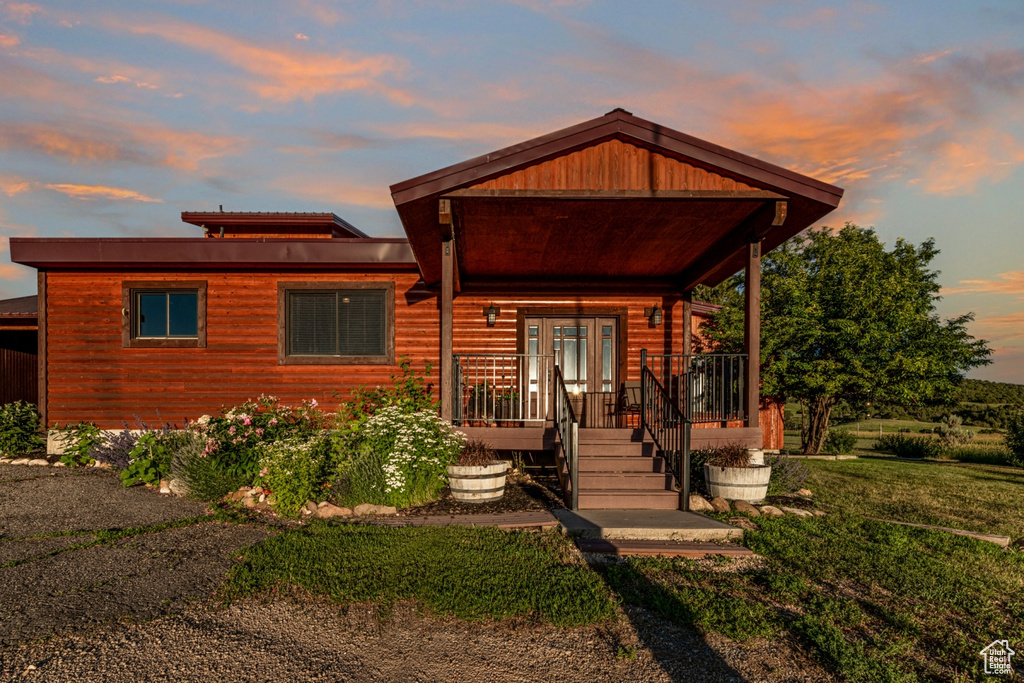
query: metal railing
643 353 747 424
554 365 580 510
640 359 690 511
452 353 553 427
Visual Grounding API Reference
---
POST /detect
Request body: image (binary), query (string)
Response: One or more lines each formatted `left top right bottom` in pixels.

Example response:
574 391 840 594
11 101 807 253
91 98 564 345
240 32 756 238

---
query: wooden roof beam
439 199 461 293
677 200 787 291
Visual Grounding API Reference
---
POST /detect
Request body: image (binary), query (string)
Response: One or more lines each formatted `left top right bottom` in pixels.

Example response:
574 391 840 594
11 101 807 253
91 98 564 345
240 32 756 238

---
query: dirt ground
0 465 834 682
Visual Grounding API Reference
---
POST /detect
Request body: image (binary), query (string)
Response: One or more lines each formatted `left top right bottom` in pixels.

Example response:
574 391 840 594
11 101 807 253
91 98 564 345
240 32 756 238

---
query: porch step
577 456 666 473
578 471 674 489
578 428 646 443
577 489 680 510
578 441 653 456
575 538 753 558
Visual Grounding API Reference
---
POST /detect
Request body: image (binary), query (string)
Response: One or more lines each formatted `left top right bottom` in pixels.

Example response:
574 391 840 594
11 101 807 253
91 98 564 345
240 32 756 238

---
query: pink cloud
44 183 162 203
112 17 411 104
0 33 20 47
944 271 1024 299
2 2 40 24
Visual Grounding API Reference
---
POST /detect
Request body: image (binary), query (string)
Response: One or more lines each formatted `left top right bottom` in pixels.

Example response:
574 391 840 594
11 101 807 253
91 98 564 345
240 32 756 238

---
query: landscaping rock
28 459 49 466
10 458 30 465
160 484 172 495
781 506 813 517
688 495 714 512
242 497 257 508
93 462 112 470
317 503 352 519
168 479 190 498
811 510 826 517
710 497 731 513
52 462 65 468
0 458 12 464
227 490 246 502
258 494 266 503
797 488 813 497
759 505 784 517
728 516 759 531
317 501 329 509
303 501 318 515
733 500 760 516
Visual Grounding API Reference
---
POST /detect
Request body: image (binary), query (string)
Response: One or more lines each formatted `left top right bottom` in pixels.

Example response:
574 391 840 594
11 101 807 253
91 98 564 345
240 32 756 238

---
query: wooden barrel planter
704 464 772 503
447 461 508 503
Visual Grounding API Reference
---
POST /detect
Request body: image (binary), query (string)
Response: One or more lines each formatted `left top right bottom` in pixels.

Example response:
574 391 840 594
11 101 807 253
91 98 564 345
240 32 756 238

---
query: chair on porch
620 381 642 428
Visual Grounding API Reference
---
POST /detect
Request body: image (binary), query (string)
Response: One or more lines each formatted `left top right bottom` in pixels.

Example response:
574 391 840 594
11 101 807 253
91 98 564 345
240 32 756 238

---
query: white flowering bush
336 406 465 508
257 435 332 517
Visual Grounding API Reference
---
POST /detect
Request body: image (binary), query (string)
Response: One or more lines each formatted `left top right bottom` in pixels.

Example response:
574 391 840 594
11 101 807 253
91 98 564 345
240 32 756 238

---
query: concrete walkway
553 509 741 541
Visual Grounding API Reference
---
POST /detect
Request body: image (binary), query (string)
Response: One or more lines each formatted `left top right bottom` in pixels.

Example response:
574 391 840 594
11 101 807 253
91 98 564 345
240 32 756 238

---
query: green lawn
804 458 1024 538
222 460 1024 682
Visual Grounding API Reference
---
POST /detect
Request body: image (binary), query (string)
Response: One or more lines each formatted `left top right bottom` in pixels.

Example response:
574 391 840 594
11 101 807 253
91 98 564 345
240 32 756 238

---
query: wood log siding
470 139 760 193
43 270 435 428
43 273 711 429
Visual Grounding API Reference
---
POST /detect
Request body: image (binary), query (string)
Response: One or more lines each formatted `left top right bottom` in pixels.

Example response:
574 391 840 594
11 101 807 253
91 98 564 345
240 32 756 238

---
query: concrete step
554 508 742 541
576 538 753 558
577 489 680 510
578 442 653 456
577 456 666 473
578 471 674 489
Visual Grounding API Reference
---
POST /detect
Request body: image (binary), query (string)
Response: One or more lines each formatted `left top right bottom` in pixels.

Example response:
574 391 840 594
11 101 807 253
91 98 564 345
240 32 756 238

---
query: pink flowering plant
191 395 330 483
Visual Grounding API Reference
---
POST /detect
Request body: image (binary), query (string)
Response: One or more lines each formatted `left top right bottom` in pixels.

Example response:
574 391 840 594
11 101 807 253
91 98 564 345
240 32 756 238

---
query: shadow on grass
589 555 750 681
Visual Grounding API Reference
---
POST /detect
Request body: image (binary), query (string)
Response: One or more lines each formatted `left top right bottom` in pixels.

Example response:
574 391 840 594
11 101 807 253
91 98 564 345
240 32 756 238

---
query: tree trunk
802 396 836 454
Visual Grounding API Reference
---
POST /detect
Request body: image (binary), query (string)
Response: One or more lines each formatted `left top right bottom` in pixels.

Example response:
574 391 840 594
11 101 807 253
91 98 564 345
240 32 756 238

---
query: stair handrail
553 365 580 510
640 355 691 511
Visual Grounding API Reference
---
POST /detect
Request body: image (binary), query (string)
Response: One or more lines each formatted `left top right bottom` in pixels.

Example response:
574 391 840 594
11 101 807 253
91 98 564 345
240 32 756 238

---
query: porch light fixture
645 306 663 327
483 304 500 327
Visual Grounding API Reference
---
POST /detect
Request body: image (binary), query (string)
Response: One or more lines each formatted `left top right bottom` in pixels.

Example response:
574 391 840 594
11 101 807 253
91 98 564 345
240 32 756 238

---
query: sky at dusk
1 1 1022 382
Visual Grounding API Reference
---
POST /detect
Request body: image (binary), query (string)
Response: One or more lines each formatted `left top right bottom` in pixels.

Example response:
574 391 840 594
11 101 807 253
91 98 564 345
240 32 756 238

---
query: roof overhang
391 109 843 289
181 211 368 238
442 189 787 287
9 238 418 270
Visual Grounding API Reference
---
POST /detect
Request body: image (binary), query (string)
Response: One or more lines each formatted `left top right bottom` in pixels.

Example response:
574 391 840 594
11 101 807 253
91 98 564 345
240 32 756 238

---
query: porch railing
553 365 580 510
640 361 690 511
452 353 553 427
643 353 747 424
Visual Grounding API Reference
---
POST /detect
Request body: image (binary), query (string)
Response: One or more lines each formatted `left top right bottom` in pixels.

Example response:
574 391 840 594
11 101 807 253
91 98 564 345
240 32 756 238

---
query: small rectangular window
278 282 394 365
122 281 206 348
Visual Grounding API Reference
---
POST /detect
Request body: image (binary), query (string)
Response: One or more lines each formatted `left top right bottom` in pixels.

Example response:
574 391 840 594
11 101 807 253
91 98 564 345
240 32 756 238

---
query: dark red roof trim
9 238 417 269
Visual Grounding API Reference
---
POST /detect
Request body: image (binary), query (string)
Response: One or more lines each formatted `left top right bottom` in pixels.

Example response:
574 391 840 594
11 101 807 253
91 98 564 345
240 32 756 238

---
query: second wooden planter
704 464 772 502
447 461 508 503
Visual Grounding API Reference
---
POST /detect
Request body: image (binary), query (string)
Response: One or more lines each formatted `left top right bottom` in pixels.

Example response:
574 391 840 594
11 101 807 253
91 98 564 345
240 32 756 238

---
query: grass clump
223 523 616 626
455 439 497 467
0 401 44 457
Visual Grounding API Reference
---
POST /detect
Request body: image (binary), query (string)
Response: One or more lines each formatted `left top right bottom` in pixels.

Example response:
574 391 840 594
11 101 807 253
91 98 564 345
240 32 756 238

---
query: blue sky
1 0 1022 381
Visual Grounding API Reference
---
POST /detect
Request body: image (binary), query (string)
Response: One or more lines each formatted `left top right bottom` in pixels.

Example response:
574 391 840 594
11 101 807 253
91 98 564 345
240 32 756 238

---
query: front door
524 316 618 427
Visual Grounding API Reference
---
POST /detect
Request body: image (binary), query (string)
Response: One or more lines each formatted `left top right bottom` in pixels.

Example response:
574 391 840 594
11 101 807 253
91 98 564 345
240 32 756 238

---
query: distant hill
958 379 1024 406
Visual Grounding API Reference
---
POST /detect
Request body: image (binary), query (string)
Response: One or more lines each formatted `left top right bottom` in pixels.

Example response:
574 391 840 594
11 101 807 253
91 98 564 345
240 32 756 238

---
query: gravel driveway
0 465 833 682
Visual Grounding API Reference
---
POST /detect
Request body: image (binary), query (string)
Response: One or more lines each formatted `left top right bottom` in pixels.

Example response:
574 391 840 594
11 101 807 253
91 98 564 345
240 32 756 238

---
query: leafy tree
697 225 991 453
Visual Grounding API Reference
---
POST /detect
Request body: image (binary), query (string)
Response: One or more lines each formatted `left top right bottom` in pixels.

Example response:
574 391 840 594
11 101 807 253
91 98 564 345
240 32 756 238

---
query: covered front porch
390 109 843 512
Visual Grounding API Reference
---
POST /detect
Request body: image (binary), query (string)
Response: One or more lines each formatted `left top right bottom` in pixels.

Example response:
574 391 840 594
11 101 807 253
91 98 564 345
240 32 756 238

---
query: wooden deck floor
369 510 559 532
575 538 754 558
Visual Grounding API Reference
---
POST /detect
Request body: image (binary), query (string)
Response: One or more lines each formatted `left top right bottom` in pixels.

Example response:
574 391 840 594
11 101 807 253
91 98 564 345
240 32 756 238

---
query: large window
278 282 394 365
122 281 206 348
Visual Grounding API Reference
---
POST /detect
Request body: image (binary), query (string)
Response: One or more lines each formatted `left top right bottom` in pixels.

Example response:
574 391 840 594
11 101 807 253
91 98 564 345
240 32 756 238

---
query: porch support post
681 290 692 356
440 200 455 423
744 240 761 429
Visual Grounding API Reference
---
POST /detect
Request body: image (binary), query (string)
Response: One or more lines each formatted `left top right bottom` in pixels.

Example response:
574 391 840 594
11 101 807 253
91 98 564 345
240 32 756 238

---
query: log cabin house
10 109 843 511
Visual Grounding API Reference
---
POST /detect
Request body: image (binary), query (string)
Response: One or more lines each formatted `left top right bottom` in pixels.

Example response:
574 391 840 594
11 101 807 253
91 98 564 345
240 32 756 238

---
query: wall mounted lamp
483 304 500 327
644 306 663 327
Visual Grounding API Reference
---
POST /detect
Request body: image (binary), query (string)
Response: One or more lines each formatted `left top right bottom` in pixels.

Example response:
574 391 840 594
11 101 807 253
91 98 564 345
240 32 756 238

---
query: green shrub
935 414 974 447
874 433 943 459
333 407 465 508
53 421 103 466
119 432 173 487
822 428 857 455
172 431 246 501
336 357 436 423
0 401 44 456
257 435 332 516
1006 413 1024 468
942 444 1016 466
